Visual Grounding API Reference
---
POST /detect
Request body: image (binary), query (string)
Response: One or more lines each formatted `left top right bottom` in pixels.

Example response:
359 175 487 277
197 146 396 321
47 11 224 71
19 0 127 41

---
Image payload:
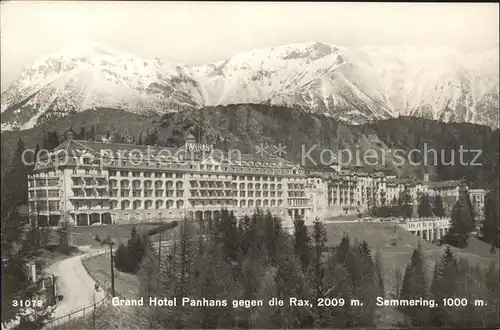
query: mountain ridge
1 41 498 130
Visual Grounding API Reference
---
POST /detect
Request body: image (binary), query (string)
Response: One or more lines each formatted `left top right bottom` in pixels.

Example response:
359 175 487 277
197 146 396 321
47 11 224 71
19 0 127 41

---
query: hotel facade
28 132 311 228
28 132 488 227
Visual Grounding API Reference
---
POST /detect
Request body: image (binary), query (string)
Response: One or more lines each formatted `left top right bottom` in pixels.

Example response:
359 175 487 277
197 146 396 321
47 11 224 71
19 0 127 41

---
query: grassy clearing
68 223 177 247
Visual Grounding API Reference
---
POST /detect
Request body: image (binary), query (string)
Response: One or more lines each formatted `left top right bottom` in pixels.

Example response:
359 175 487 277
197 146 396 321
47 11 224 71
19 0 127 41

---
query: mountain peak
1 42 499 131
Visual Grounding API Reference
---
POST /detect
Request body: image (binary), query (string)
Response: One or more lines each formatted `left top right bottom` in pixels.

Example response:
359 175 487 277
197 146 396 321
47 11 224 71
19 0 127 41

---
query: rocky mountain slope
194 43 499 127
1 42 498 131
0 43 205 131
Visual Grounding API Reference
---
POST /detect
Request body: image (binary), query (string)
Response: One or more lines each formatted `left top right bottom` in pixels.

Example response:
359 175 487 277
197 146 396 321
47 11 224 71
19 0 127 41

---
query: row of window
111 191 184 198
29 191 60 198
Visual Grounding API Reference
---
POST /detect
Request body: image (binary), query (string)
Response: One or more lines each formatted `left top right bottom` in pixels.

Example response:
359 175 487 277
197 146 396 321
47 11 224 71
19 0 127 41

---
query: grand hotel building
28 132 488 228
28 132 311 228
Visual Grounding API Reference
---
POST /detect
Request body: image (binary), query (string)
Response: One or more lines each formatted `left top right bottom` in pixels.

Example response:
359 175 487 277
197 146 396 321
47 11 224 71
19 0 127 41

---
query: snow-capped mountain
1 42 498 131
0 43 205 130
194 42 499 127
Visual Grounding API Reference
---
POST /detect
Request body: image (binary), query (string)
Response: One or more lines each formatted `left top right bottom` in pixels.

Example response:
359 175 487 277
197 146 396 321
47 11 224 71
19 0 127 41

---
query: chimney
66 130 74 141
185 133 196 145
31 263 37 283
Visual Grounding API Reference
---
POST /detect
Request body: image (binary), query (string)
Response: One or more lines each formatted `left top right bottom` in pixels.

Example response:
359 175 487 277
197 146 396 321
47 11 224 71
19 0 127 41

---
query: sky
1 1 499 88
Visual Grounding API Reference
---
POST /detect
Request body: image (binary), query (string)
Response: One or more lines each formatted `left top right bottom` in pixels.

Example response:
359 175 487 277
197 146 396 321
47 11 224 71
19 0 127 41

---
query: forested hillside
1 105 498 190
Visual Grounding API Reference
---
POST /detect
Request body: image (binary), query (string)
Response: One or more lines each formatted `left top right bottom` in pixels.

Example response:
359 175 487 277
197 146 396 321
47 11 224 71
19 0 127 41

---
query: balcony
71 172 106 179
188 194 233 200
69 193 109 200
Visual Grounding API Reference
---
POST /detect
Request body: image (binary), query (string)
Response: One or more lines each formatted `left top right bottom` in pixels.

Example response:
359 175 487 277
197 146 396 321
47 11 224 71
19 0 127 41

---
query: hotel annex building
28 132 488 227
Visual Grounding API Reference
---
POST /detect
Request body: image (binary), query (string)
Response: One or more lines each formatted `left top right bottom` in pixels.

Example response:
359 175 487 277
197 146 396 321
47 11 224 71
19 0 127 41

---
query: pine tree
336 234 350 264
431 246 461 327
216 209 239 260
293 215 312 272
138 236 160 328
1 138 28 257
51 131 60 148
90 125 96 141
78 126 86 140
311 218 328 325
342 240 378 327
394 266 402 299
443 193 474 248
114 243 129 272
56 218 71 255
417 193 433 218
374 249 385 298
263 212 280 263
433 195 446 218
322 253 352 328
400 188 413 219
464 190 476 228
483 261 500 327
482 181 499 247
273 235 314 328
400 241 429 326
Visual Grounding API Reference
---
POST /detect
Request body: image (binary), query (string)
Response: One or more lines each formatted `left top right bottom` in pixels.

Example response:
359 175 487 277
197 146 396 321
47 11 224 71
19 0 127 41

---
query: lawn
69 223 178 247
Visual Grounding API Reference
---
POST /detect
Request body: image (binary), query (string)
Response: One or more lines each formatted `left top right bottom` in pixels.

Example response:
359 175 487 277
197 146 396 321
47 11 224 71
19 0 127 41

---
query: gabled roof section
52 140 71 152
65 140 179 159
427 180 466 189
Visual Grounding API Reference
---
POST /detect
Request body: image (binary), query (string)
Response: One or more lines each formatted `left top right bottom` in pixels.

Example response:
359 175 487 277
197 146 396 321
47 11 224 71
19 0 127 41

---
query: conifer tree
138 236 160 328
293 215 312 272
90 125 96 141
311 218 327 325
273 235 313 328
432 195 446 218
400 188 413 219
482 181 499 248
417 193 433 218
443 193 474 247
263 211 280 263
1 138 28 256
217 209 239 260
114 243 129 272
337 234 350 264
400 241 429 326
464 190 475 227
322 253 352 328
374 249 385 297
430 246 461 327
394 266 402 299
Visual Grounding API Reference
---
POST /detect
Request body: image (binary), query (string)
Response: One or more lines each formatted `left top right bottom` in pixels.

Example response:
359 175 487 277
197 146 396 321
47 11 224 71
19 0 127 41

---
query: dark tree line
442 190 476 248
114 226 150 274
481 179 499 248
399 244 499 328
135 210 386 329
372 193 447 220
364 117 499 187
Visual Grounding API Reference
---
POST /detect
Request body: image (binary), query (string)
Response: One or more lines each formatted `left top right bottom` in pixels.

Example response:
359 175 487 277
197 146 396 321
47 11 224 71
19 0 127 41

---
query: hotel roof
46 139 294 168
426 180 466 189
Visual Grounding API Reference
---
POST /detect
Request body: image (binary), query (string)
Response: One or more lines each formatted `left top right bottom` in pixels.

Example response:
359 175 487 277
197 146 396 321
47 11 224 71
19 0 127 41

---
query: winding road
46 249 107 320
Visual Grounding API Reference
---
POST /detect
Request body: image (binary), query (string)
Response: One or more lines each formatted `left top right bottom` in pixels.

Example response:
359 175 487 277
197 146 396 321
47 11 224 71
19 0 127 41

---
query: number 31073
12 300 43 307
